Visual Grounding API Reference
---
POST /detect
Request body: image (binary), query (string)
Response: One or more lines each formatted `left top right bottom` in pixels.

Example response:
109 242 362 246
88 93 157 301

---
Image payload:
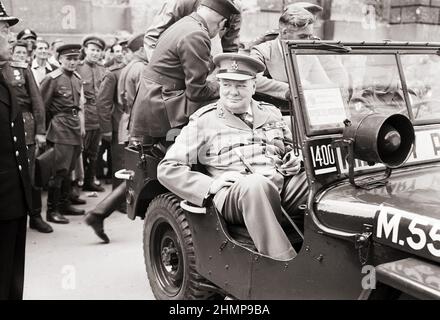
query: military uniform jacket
77 60 106 130
157 100 293 211
0 72 32 220
144 0 241 54
40 69 83 146
97 62 126 134
131 12 219 137
1 61 45 145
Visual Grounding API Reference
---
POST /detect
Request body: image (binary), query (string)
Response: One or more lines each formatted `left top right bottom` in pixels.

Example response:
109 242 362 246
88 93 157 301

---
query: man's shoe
59 204 85 216
70 196 87 205
85 213 110 243
47 211 69 224
29 216 54 233
83 182 105 192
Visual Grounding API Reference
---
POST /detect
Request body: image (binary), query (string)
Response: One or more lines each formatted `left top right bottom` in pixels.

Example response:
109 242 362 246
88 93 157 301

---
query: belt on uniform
55 108 80 117
144 71 186 91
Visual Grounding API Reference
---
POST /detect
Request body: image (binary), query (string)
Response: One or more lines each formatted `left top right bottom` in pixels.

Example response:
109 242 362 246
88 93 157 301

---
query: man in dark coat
0 2 32 300
130 0 239 143
3 41 53 233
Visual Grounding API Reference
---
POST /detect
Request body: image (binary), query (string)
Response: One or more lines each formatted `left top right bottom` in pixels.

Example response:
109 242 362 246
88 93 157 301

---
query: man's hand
280 151 302 176
101 132 112 143
208 171 243 195
35 134 46 149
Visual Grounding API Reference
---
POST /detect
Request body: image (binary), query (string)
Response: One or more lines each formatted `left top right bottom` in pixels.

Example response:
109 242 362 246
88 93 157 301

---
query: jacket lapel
252 100 269 129
219 103 253 131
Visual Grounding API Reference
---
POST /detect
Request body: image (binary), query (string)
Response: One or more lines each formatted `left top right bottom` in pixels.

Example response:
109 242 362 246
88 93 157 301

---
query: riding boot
85 182 126 243
29 187 53 233
46 181 69 224
69 180 87 205
59 178 85 216
83 159 105 192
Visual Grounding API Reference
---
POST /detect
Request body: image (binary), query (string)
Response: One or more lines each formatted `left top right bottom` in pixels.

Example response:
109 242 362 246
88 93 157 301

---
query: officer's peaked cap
0 1 18 27
199 0 240 19
83 35 106 50
57 44 82 57
214 53 265 81
17 29 37 41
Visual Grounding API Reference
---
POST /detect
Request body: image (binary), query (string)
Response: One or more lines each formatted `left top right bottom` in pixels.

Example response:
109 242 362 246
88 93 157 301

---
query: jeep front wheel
143 193 216 300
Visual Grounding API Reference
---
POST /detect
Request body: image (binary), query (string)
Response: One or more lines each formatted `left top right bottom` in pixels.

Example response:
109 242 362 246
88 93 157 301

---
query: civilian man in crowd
31 39 57 86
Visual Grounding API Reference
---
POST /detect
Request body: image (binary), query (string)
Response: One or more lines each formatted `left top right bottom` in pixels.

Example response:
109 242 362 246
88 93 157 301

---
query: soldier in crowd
16 28 37 64
3 41 53 233
144 0 242 61
84 34 146 243
96 41 127 181
130 0 239 144
11 41 28 64
77 36 107 192
31 39 57 86
0 2 32 300
40 44 86 224
157 53 307 261
48 39 64 68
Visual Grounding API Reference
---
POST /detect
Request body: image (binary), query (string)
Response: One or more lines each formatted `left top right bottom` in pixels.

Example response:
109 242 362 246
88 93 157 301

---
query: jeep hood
315 164 440 263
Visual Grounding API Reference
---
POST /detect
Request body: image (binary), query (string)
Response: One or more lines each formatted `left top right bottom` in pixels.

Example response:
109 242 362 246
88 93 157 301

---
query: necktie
236 112 253 129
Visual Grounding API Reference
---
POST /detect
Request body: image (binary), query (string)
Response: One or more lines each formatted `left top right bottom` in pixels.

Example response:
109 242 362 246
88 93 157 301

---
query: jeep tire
143 193 216 300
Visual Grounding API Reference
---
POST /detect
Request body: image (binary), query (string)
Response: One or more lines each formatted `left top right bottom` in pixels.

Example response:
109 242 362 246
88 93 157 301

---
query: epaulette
9 61 28 69
73 71 82 79
258 101 282 117
190 103 217 119
49 68 63 79
108 63 125 72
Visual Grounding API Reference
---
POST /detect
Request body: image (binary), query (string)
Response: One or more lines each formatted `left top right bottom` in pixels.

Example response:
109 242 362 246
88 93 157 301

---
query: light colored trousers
221 172 308 261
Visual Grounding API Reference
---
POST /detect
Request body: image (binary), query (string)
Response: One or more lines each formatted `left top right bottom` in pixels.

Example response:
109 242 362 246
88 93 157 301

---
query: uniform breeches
0 216 27 300
26 144 42 217
83 129 101 180
49 143 81 186
221 173 308 260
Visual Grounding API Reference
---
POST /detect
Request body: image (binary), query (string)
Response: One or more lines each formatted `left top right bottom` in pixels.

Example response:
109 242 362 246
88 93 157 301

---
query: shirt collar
31 59 53 71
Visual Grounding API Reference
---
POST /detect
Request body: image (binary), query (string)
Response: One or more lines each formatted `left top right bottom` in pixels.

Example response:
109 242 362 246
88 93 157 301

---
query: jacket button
13 136 17 142
18 165 22 171
11 122 14 128
16 151 19 157
23 118 25 123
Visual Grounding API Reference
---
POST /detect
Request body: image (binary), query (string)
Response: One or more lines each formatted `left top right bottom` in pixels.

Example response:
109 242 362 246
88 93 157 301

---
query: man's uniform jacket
77 60 106 131
130 12 219 138
40 69 83 146
157 100 293 211
1 61 45 146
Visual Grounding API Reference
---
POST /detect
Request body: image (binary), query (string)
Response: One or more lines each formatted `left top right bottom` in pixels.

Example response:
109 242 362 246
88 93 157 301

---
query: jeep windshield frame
283 41 440 137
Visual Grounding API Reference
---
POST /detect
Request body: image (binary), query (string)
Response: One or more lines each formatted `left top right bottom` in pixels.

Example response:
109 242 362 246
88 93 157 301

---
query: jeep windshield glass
400 54 440 120
296 54 410 132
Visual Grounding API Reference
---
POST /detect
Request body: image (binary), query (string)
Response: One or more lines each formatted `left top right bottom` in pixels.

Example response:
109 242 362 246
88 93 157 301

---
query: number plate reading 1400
374 206 440 262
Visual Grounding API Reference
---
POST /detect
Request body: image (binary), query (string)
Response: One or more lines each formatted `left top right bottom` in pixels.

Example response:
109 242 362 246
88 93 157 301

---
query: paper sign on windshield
303 88 347 128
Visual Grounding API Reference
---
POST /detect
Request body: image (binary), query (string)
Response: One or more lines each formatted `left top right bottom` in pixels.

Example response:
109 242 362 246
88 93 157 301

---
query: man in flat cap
77 36 107 192
158 53 308 261
0 1 33 300
3 40 52 233
40 44 86 225
144 0 242 61
130 0 239 145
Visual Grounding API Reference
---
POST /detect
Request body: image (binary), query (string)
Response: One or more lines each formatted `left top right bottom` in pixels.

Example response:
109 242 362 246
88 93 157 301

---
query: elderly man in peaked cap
0 1 33 300
158 53 308 261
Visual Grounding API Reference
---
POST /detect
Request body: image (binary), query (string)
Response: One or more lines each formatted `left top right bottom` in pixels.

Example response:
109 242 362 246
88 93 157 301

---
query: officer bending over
158 53 308 261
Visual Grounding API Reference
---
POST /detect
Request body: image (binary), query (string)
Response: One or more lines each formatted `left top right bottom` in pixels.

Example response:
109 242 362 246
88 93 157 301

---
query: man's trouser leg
111 131 125 190
91 182 126 218
281 171 309 229
222 174 296 261
83 129 104 191
0 216 27 300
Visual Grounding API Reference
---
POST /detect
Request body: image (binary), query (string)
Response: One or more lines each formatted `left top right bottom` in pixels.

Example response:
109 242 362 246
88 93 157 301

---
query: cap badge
231 60 239 71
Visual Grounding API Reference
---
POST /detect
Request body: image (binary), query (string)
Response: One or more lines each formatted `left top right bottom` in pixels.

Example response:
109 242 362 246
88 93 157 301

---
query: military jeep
116 41 440 300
